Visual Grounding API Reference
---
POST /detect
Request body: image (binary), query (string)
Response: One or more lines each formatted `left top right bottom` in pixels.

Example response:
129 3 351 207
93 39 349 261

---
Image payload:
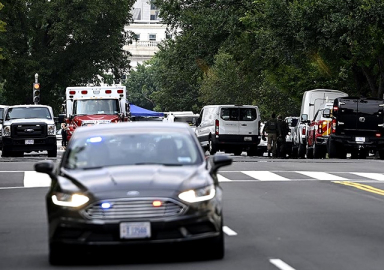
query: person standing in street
61 123 68 149
263 113 278 158
277 115 289 158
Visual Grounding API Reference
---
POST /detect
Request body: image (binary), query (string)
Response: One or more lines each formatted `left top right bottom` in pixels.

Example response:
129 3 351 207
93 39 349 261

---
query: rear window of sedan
64 132 204 169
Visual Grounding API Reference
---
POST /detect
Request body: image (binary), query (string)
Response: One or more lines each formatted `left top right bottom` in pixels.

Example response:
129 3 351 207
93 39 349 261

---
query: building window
166 33 172 39
151 3 157 10
134 33 140 41
149 34 156 41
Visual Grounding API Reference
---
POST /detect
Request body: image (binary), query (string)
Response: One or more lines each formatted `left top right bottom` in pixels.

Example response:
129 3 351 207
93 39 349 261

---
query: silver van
195 105 261 156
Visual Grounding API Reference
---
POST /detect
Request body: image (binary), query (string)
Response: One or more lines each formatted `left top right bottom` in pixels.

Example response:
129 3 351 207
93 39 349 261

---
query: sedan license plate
25 140 34 145
355 137 365 143
244 137 252 141
120 222 151 239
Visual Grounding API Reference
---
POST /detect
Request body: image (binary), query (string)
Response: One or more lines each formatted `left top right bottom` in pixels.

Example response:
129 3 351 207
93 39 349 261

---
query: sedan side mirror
209 155 232 174
35 160 55 176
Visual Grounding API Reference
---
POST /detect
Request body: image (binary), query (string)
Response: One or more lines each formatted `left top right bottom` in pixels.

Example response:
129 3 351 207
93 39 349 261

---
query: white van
163 111 200 131
195 105 261 156
292 89 348 158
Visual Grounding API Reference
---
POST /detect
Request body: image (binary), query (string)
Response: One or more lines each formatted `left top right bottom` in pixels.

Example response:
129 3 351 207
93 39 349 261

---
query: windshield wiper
81 166 104 170
133 162 183 166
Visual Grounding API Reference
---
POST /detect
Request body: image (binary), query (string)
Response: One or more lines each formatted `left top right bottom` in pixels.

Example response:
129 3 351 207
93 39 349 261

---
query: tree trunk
361 66 377 97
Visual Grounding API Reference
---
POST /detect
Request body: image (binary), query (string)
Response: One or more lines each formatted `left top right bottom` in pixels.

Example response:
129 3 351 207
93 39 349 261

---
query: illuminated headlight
47 125 56 135
52 193 89 207
3 125 11 137
178 185 216 203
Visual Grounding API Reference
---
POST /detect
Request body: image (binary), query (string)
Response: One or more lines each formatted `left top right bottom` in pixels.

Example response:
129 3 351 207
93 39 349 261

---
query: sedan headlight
47 124 56 135
52 193 89 207
178 185 216 203
3 125 11 137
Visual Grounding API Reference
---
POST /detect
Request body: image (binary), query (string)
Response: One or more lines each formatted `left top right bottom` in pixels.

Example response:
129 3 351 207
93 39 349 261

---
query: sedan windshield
64 132 203 169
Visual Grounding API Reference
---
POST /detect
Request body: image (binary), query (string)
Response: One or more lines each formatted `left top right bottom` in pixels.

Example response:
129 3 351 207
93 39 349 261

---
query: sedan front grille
82 198 187 220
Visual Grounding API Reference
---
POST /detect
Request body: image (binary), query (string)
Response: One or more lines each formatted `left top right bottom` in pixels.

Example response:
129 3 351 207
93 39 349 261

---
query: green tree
124 60 159 110
0 0 135 113
0 2 5 60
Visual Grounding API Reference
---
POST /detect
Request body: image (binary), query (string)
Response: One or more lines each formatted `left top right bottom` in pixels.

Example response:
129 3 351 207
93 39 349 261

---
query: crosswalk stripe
218 174 232 182
23 171 51 187
352 173 384 181
241 171 290 181
295 171 348 181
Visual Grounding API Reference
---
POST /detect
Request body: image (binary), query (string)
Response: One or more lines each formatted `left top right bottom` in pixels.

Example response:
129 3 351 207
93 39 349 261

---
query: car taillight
332 119 336 133
333 106 338 111
302 126 306 135
376 133 381 137
215 119 219 135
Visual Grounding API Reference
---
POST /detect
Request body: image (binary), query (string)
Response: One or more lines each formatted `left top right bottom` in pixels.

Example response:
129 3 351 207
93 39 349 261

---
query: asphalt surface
2 154 384 269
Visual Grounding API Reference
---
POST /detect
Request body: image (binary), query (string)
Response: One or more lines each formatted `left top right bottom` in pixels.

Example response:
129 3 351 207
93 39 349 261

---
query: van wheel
306 145 313 159
313 143 320 159
247 147 258 156
233 149 242 156
209 137 217 155
48 148 57 157
379 150 384 160
298 143 305 158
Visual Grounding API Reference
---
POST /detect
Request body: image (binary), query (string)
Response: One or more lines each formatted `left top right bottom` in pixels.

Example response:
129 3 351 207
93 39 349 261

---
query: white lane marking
352 173 384 181
218 174 232 182
242 171 290 181
296 171 348 181
23 171 51 187
270 259 296 270
223 226 237 236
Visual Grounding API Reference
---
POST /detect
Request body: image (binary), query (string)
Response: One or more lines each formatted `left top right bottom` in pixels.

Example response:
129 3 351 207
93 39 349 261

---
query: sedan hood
59 164 210 197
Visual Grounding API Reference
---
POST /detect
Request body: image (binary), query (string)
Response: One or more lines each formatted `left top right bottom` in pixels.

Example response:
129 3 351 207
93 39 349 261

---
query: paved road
2 156 384 269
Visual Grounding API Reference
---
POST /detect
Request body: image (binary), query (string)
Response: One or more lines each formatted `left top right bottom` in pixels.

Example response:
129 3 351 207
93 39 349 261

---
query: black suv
328 97 384 159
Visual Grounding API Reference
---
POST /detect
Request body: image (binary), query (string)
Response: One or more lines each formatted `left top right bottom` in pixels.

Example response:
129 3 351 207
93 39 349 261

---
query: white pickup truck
2 105 57 157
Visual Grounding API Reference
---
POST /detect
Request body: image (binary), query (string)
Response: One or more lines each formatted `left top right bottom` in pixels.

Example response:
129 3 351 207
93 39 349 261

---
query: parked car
257 122 268 156
306 103 333 159
195 105 261 156
284 116 299 158
328 97 384 159
34 122 232 265
2 105 57 157
0 105 9 147
292 89 348 158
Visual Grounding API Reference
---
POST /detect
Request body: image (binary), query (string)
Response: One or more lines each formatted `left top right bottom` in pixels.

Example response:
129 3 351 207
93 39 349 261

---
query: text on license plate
120 222 151 239
25 140 34 145
244 137 252 141
355 137 365 142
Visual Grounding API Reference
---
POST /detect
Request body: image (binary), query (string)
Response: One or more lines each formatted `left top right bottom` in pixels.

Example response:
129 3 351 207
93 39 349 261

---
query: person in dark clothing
263 113 278 157
61 123 68 149
277 115 289 158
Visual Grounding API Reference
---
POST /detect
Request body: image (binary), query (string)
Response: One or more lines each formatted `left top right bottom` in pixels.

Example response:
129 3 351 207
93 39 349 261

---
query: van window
240 108 257 121
220 108 257 121
201 107 216 126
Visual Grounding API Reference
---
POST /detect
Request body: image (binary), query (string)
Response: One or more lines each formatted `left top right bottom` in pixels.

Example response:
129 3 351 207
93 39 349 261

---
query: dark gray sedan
35 122 232 264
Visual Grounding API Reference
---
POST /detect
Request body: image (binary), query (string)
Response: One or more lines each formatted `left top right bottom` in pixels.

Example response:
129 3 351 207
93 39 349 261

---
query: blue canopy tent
129 104 164 117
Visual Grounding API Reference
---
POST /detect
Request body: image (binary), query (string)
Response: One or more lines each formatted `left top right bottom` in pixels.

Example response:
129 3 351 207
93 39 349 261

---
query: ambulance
59 86 130 141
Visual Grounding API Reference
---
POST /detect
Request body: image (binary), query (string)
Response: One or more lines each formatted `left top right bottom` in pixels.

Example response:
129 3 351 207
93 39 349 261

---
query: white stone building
124 0 169 69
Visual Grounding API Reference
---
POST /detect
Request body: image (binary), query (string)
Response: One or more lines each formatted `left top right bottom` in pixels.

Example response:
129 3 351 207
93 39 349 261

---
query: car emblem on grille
359 117 365 122
24 128 34 132
127 191 140 196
